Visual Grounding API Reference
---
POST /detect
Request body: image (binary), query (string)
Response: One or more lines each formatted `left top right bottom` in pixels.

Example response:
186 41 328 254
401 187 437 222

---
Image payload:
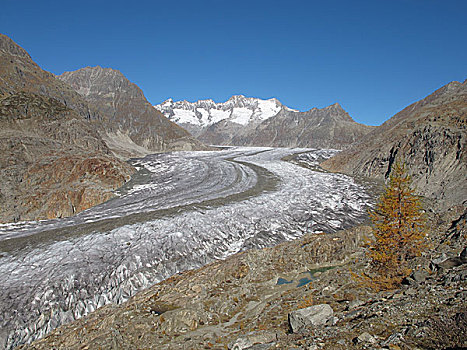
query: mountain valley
0 34 208 223
0 30 465 350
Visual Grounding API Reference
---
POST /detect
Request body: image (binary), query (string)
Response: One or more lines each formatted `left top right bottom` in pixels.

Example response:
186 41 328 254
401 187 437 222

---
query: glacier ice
0 147 371 349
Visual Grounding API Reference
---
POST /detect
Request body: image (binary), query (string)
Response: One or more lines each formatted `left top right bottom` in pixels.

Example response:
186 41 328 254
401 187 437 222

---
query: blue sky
1 0 466 125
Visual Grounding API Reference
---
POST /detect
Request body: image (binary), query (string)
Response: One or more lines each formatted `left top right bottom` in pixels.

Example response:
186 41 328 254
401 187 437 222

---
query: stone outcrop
0 34 135 222
322 80 467 210
21 154 134 220
0 34 95 118
59 66 207 156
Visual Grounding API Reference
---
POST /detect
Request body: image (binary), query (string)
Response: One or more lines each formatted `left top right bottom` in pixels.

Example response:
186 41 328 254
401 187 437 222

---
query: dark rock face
0 34 135 222
59 67 206 155
156 97 374 149
322 80 467 210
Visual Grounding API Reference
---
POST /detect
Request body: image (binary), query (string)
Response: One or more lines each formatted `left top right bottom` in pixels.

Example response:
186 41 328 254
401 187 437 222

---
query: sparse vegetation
297 284 314 308
354 161 427 290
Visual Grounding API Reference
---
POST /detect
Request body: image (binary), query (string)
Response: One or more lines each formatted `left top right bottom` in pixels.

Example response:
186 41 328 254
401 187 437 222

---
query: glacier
0 147 372 349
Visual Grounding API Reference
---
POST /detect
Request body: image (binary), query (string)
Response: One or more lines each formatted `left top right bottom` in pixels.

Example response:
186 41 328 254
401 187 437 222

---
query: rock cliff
0 34 135 222
322 80 467 210
59 67 206 156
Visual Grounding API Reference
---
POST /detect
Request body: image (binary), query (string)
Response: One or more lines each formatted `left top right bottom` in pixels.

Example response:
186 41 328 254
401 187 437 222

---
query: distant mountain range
155 96 374 149
156 96 285 134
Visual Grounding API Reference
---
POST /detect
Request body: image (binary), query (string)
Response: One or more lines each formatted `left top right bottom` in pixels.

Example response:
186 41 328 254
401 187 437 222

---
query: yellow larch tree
358 160 427 290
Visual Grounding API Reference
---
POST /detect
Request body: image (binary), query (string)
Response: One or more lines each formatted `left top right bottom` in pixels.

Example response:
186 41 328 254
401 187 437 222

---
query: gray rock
411 270 428 283
432 253 449 265
229 331 278 350
405 287 417 296
288 304 334 333
439 257 464 269
348 299 365 309
321 80 467 211
381 332 404 346
354 332 377 344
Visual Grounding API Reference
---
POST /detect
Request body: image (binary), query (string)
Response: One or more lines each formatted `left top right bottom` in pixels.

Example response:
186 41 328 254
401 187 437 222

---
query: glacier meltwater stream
0 147 372 349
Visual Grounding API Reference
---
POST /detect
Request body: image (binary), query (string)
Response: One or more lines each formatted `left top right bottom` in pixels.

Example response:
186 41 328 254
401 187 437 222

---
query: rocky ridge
322 80 467 210
59 67 206 157
156 97 374 149
233 103 375 149
0 34 135 222
18 205 466 349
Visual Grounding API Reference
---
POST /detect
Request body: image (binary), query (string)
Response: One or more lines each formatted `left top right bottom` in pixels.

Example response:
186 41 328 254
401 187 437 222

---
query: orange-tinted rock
18 154 135 221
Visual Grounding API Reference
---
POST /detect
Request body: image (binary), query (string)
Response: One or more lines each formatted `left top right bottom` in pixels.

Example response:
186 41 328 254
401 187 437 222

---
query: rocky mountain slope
234 103 375 149
0 34 135 222
155 96 374 148
322 80 467 210
59 67 206 157
19 205 466 349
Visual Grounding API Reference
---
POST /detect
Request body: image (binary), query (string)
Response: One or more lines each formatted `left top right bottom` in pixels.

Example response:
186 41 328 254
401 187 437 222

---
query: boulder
411 270 428 283
353 332 377 344
229 331 278 350
288 304 333 333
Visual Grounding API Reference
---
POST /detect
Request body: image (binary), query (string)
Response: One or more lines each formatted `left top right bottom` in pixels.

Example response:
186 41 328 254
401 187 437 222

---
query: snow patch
230 107 254 125
172 109 200 125
210 109 230 124
255 99 282 121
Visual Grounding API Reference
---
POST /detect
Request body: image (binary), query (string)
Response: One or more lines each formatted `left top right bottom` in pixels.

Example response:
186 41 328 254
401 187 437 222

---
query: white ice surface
0 148 372 349
209 109 230 124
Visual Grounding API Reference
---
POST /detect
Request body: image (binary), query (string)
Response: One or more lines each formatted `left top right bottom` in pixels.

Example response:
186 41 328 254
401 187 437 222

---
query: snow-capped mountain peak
154 95 285 127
